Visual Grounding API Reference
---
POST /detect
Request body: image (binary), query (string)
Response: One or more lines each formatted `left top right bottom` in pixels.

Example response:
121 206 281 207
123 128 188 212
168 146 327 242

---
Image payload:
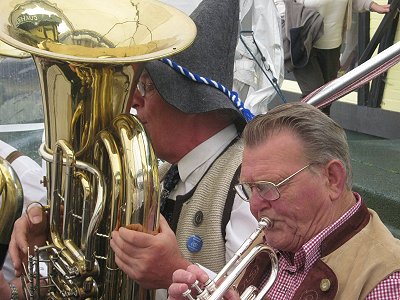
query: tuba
182 217 279 300
0 0 196 299
0 155 24 267
0 40 28 269
0 39 30 58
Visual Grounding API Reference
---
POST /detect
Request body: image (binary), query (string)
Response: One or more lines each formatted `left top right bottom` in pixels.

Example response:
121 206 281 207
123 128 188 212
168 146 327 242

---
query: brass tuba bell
0 0 196 299
0 155 24 267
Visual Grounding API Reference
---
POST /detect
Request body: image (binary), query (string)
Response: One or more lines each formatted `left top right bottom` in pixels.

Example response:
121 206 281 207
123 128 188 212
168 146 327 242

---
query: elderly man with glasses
168 102 400 300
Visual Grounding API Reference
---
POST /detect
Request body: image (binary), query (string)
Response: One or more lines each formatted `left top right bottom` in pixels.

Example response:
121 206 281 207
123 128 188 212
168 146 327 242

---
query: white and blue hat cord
161 58 255 121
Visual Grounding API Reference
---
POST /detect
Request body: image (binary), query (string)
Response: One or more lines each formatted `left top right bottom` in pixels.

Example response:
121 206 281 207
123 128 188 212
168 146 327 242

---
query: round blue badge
187 235 203 253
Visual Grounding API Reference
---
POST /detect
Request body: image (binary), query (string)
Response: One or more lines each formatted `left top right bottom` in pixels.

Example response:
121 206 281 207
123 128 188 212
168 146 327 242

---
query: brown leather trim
293 260 338 300
5 150 24 164
321 202 370 256
237 251 272 294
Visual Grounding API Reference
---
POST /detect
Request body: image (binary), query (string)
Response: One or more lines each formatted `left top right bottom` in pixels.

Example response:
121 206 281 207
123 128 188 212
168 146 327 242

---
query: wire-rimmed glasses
137 81 155 97
235 164 311 202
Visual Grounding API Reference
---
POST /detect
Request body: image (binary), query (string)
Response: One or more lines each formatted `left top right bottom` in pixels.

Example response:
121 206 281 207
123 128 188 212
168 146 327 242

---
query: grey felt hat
145 0 246 130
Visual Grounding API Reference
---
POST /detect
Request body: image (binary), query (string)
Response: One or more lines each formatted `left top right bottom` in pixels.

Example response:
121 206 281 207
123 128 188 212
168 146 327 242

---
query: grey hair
242 103 352 189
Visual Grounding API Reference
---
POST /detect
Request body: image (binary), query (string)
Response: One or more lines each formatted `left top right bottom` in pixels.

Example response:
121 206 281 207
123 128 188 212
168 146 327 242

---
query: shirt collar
177 124 238 183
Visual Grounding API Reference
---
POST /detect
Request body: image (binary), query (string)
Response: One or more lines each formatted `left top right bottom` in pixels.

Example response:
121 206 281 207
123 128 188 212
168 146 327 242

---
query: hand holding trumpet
168 264 240 300
167 217 277 300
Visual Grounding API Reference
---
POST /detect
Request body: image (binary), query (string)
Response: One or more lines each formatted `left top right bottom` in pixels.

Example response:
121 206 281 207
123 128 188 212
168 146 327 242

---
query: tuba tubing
39 141 106 264
0 156 24 267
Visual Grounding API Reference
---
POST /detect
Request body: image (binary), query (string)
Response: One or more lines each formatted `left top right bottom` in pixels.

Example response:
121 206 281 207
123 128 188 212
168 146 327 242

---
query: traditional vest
238 202 400 299
172 139 243 273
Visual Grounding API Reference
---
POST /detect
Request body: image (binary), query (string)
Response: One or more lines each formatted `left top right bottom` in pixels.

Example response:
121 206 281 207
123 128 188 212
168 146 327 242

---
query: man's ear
324 159 347 201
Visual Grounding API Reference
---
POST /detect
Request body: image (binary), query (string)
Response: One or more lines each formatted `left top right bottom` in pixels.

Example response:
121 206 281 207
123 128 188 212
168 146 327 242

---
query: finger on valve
10 203 48 276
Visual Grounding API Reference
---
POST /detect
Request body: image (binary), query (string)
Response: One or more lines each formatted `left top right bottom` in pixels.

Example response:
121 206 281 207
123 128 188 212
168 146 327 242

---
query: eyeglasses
235 164 311 202
137 81 155 97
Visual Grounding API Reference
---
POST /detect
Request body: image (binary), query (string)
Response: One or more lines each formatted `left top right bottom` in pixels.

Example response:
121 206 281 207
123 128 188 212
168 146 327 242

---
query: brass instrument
304 42 400 108
0 156 24 267
0 0 196 299
0 39 29 269
0 40 29 58
183 217 278 300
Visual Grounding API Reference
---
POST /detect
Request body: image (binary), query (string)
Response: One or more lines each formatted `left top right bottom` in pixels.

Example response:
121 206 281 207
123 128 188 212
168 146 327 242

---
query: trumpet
183 217 278 300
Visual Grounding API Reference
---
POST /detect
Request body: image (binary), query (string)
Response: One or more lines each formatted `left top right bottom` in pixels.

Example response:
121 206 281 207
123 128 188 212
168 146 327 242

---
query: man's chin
263 229 282 248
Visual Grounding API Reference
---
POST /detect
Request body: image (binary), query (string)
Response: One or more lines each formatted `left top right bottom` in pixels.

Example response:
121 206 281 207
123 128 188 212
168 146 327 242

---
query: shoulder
0 140 16 158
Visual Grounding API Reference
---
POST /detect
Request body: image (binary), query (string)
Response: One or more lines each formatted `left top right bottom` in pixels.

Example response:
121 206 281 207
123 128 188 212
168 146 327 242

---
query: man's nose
130 88 145 109
250 192 272 212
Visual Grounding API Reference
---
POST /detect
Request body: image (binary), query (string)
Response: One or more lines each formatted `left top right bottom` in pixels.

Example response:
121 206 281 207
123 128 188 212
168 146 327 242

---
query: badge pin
187 235 203 253
193 211 204 226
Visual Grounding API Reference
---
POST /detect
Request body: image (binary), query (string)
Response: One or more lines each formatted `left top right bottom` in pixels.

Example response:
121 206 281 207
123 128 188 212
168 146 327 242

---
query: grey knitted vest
175 139 243 273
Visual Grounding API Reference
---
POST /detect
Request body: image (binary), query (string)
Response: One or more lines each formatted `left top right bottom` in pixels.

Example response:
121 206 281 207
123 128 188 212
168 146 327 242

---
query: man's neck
167 121 234 163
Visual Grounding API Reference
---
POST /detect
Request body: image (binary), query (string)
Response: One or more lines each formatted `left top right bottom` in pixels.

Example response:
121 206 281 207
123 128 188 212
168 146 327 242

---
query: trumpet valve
191 280 203 293
183 289 196 300
204 279 217 293
241 285 259 300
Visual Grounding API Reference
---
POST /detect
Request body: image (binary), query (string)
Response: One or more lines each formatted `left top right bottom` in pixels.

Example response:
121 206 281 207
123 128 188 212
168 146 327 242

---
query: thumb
27 205 45 225
159 214 173 234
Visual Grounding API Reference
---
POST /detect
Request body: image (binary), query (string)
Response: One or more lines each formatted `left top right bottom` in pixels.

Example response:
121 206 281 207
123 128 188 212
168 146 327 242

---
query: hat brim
146 60 246 130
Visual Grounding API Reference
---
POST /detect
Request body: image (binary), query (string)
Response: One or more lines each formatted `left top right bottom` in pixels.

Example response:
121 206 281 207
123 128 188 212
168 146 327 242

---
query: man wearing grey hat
109 0 258 295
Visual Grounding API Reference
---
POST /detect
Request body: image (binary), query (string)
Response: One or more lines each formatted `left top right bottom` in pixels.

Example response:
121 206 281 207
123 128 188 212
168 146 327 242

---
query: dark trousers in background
293 46 341 115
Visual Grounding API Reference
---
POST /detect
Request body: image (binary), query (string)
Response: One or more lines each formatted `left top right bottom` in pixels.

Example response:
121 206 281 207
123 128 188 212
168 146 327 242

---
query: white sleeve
194 196 258 281
12 156 47 210
225 195 259 262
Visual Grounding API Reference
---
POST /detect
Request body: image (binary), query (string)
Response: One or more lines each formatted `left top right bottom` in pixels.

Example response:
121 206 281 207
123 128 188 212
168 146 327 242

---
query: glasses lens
235 182 280 201
137 82 145 97
257 182 280 201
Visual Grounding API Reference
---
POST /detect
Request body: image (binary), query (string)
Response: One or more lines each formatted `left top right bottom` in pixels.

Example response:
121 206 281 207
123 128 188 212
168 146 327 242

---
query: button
187 235 203 253
320 278 331 292
193 211 203 226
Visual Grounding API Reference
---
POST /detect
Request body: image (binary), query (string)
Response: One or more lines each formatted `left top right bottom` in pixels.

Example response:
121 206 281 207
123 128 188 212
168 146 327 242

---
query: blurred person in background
275 0 390 115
